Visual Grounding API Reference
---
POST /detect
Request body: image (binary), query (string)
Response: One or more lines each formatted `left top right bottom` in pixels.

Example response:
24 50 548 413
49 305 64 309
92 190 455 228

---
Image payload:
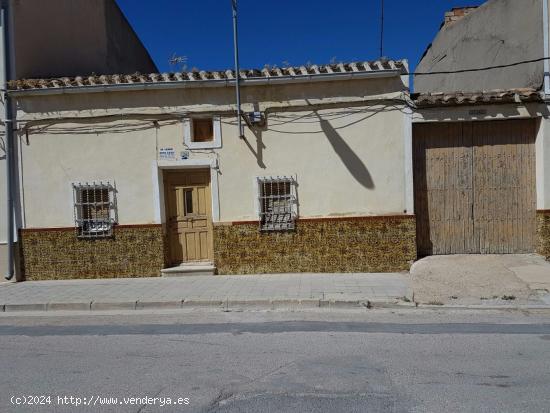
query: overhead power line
414 56 550 76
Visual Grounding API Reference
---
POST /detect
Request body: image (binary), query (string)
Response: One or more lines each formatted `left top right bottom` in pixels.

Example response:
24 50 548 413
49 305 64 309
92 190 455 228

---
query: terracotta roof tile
8 59 408 91
412 89 542 107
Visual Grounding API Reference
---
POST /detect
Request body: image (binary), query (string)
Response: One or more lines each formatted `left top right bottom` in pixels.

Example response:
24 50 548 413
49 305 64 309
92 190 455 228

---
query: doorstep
161 262 216 277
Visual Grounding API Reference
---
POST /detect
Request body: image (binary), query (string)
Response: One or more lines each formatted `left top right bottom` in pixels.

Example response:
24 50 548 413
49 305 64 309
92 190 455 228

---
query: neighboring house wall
11 0 157 79
414 0 550 260
537 114 550 259
412 100 550 259
415 0 543 92
13 74 416 278
0 0 156 277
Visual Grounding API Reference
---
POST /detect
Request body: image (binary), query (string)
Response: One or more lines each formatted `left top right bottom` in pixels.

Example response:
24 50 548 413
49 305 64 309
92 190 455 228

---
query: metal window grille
73 181 117 238
258 176 297 232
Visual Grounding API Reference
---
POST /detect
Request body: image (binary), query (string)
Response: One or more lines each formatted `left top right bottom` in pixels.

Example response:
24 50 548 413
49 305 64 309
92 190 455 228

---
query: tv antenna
168 53 188 71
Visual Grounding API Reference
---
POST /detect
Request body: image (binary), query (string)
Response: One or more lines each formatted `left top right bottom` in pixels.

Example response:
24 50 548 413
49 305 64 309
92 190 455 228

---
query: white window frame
183 116 222 149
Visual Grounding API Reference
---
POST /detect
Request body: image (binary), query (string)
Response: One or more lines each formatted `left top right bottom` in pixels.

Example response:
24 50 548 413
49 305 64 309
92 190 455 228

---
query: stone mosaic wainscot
214 215 417 274
537 211 550 260
20 225 164 280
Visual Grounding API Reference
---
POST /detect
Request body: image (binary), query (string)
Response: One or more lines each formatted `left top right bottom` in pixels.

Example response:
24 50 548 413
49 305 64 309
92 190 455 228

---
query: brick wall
537 211 550 260
213 216 417 274
444 7 478 28
20 225 164 280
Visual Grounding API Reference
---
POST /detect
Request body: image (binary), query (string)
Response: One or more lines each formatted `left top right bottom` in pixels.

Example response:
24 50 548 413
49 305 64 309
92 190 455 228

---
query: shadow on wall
238 110 377 186
316 112 375 190
242 127 266 169
235 102 408 188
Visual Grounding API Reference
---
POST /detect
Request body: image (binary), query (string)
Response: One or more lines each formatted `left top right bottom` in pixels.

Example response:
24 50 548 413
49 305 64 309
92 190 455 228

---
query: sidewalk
0 273 412 312
411 254 550 307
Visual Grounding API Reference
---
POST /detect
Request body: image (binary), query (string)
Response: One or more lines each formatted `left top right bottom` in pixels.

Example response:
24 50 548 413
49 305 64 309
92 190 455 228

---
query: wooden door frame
412 119 537 256
163 168 213 265
154 160 220 267
155 160 220 224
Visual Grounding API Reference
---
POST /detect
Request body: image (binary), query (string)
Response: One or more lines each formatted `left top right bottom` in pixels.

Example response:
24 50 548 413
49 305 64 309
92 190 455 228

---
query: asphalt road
0 309 549 412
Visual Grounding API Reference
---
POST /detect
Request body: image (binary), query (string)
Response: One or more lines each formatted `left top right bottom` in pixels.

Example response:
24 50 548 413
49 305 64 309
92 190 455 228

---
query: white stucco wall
158 106 409 222
14 77 411 228
537 111 550 210
20 120 158 227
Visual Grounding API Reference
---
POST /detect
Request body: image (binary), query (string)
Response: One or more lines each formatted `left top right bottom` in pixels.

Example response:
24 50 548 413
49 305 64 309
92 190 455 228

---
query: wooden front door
164 169 213 265
413 119 536 256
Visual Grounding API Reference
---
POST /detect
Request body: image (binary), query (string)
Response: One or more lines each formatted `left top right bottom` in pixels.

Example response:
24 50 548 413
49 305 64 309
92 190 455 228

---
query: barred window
258 176 297 231
73 182 117 238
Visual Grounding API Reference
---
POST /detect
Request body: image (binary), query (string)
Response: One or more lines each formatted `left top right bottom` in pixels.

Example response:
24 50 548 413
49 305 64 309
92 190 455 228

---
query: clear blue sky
117 0 486 74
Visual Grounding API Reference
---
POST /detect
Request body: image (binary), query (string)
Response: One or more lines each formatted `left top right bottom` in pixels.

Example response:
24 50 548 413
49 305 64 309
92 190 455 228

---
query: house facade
413 0 550 261
5 0 550 281
9 61 417 280
0 0 157 278
412 90 550 260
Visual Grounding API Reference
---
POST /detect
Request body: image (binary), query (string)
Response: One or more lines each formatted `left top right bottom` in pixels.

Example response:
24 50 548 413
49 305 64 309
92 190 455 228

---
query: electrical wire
20 95 413 134
413 56 550 76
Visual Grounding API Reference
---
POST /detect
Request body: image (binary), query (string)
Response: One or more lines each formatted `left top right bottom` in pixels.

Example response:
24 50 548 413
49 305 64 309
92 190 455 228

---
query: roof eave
9 69 406 97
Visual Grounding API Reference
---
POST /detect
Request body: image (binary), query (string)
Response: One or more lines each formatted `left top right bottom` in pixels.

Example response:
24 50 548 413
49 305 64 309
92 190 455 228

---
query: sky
116 0 487 74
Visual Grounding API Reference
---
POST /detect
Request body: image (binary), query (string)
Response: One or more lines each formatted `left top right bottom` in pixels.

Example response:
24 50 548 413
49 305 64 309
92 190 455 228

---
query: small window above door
184 116 222 149
192 118 214 142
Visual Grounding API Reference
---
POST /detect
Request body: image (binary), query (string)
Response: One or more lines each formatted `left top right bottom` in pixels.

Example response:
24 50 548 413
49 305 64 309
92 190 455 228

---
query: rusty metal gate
413 119 536 256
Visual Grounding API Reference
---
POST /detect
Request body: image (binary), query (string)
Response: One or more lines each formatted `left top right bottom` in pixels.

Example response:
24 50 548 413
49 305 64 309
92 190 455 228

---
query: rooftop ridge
9 59 408 91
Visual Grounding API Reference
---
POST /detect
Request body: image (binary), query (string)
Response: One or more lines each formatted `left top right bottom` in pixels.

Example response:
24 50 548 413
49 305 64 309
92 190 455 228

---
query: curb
416 304 550 310
270 299 307 309
4 303 48 312
136 300 183 310
47 302 91 311
90 301 138 311
182 300 224 308
370 300 416 309
1 299 549 313
0 298 408 313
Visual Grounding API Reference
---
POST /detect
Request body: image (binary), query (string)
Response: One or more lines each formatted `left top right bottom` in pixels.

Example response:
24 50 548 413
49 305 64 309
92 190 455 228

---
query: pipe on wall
1 3 14 280
232 0 244 138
